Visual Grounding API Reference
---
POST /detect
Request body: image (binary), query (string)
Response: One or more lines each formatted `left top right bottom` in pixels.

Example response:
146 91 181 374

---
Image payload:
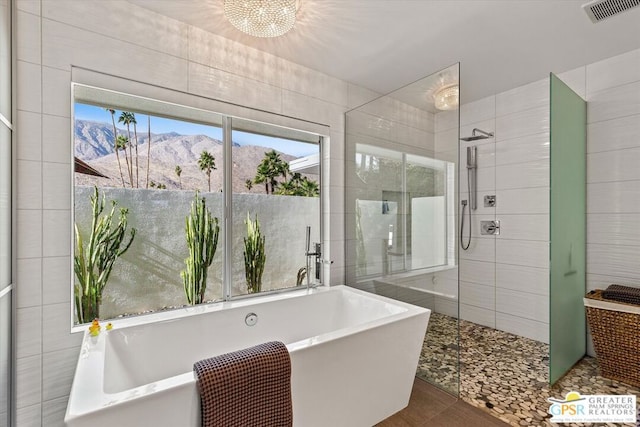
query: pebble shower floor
418 313 640 427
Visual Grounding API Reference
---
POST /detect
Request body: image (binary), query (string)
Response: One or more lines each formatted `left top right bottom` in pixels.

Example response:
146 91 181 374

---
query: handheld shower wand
460 146 478 250
467 146 477 211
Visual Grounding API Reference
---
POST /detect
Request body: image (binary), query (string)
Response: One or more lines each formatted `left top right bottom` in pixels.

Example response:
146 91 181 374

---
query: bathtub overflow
245 313 258 327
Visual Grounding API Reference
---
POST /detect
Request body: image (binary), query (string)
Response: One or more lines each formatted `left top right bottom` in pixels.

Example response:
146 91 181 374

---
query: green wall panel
549 73 587 384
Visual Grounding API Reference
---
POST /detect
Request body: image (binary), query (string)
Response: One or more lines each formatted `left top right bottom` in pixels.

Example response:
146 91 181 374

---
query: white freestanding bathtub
65 285 430 427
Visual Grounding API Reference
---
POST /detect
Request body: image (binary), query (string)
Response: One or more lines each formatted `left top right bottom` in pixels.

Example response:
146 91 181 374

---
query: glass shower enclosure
345 64 460 395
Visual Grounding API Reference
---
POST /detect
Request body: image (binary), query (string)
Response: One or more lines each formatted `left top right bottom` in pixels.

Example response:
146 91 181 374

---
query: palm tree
274 179 297 195
118 111 136 187
245 179 253 191
300 177 320 197
175 165 183 189
253 163 270 194
131 113 140 188
106 108 126 187
198 151 216 192
255 149 289 194
115 135 130 186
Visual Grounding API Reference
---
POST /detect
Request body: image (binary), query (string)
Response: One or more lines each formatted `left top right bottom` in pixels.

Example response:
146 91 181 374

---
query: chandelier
433 84 459 111
224 0 298 38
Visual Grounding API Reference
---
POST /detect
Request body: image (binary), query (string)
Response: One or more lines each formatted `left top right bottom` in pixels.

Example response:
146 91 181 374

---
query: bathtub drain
245 313 258 326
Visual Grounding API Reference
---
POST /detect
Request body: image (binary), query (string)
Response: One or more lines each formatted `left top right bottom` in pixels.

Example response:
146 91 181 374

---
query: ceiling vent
582 0 640 22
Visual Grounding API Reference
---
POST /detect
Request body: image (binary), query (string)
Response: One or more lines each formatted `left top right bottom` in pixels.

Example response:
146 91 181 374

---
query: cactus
74 187 136 324
181 193 220 305
243 213 266 294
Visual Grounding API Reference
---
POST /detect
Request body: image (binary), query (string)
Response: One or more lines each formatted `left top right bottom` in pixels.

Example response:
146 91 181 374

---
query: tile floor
418 313 640 427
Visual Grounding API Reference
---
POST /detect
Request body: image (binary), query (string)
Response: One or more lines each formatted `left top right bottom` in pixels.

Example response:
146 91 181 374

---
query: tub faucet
305 226 321 288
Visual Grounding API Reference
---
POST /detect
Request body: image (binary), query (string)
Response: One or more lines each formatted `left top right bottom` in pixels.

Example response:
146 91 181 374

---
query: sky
75 103 317 157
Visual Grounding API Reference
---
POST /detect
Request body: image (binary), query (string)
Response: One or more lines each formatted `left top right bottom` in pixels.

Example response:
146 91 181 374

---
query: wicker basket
584 289 640 387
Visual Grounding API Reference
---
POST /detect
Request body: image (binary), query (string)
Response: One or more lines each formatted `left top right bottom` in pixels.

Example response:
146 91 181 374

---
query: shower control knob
480 220 500 235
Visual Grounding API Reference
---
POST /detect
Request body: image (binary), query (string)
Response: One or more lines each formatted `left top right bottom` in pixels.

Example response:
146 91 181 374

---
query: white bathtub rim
65 285 430 422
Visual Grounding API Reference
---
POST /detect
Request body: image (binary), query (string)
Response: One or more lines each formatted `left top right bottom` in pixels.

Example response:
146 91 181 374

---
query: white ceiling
129 0 640 103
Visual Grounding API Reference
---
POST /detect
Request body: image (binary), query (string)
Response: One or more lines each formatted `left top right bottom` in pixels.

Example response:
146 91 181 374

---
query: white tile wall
16 60 41 113
587 147 640 183
42 114 71 163
587 213 640 246
494 132 549 166
16 160 42 210
587 80 640 123
459 259 495 286
457 80 553 342
587 114 640 154
15 404 42 427
587 181 640 213
16 111 41 161
495 105 549 142
586 48 640 96
496 240 549 269
496 263 548 296
460 281 494 311
583 47 640 356
497 214 549 241
16 259 42 308
496 312 549 343
460 303 495 328
496 78 550 117
495 159 549 190
15 355 41 409
496 287 549 322
16 10 41 65
460 96 495 126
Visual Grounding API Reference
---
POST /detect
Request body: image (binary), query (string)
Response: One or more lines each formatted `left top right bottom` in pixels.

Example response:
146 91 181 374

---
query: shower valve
481 220 500 235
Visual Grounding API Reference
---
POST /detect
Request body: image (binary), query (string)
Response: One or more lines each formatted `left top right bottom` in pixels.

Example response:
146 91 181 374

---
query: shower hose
460 168 472 251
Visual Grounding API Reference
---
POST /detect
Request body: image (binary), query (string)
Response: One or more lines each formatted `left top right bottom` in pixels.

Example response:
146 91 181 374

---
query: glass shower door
345 64 460 395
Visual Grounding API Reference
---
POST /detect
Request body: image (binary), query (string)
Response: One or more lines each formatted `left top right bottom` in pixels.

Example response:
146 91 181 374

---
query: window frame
70 82 327 329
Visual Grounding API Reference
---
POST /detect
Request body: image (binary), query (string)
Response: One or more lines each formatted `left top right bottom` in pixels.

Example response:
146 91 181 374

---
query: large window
72 85 322 325
351 143 454 278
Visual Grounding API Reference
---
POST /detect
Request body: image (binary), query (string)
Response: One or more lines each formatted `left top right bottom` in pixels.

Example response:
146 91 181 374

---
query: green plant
254 149 289 194
106 108 126 188
198 150 216 192
181 193 220 305
243 213 266 294
118 111 136 187
74 187 136 324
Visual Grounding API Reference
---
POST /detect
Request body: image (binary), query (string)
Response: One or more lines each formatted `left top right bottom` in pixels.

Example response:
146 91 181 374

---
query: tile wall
448 78 551 343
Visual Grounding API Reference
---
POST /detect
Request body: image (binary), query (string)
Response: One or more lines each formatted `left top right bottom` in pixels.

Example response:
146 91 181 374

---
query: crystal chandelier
433 84 459 110
224 0 298 38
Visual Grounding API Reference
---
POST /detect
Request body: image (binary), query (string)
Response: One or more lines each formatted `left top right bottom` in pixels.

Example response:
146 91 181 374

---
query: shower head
460 128 494 141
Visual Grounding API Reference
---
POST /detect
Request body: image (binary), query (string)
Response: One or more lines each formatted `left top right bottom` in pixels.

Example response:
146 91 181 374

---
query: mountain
74 120 305 193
